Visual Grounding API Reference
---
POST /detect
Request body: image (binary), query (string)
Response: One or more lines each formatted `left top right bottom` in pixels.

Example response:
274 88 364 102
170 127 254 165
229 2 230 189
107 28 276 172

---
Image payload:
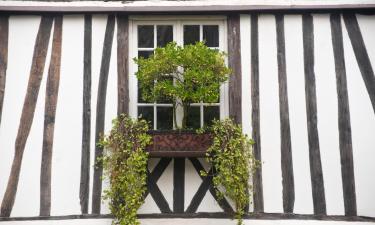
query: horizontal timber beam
0 213 374 222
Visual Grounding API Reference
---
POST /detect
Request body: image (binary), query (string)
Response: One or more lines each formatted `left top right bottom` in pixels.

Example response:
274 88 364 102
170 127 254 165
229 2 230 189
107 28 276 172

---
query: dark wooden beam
40 15 63 217
144 158 172 197
1 213 375 222
91 14 115 214
275 14 295 213
0 16 53 217
79 14 92 215
147 169 172 213
250 13 264 213
343 14 375 115
173 158 185 213
0 15 8 126
185 167 214 213
330 13 357 216
116 15 129 116
227 13 242 124
302 14 326 215
0 4 374 13
188 158 233 213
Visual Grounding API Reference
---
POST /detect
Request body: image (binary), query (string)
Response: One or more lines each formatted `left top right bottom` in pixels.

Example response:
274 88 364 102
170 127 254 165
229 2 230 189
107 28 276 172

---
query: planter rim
147 129 211 135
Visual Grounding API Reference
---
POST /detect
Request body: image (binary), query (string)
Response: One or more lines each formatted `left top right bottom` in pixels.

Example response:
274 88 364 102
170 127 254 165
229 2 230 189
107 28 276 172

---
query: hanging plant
201 119 260 225
99 115 151 225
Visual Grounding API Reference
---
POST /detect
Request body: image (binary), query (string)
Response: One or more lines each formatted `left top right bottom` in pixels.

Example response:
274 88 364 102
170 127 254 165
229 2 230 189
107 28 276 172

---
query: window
129 16 228 130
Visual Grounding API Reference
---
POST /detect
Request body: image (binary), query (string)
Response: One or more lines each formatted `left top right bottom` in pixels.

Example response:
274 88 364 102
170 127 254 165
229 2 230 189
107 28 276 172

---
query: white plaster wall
284 14 314 214
51 14 84 216
313 14 344 215
0 13 374 220
258 14 283 213
342 14 375 218
0 16 47 217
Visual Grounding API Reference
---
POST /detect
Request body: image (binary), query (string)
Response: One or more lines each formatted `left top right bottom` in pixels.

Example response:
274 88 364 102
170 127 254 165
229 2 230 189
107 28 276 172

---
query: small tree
135 42 230 129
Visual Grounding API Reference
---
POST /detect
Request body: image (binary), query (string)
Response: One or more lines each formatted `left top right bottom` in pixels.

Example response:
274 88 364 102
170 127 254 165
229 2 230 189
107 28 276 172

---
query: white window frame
128 15 229 129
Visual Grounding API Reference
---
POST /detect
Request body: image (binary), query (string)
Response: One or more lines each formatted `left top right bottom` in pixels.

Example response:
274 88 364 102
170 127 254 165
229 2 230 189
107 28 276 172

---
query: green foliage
134 42 230 128
204 119 260 225
99 115 151 225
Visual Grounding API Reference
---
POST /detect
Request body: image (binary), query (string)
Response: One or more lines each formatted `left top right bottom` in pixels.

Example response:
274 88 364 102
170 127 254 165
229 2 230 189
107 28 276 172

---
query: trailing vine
99 115 151 225
202 119 260 225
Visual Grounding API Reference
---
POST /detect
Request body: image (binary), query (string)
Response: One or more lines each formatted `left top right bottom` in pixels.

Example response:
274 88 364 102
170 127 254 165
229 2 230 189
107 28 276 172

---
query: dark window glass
184 25 200 45
157 107 173 130
204 106 220 126
203 25 219 47
157 25 173 47
138 51 153 59
186 106 200 129
138 106 154 128
138 25 154 48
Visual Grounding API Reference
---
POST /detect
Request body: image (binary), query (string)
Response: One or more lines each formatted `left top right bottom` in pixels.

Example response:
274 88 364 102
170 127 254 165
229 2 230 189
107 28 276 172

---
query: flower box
146 130 212 157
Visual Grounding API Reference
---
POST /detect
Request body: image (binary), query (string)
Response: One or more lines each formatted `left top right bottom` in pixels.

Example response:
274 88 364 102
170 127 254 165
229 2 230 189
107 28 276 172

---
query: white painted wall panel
313 14 344 215
284 14 313 214
342 15 375 218
0 16 44 217
240 14 252 137
258 14 283 213
90 14 108 214
51 15 84 216
101 15 118 215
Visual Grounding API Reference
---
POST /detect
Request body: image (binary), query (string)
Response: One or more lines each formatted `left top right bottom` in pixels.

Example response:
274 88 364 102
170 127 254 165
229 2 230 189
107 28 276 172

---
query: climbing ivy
202 119 260 225
99 115 151 225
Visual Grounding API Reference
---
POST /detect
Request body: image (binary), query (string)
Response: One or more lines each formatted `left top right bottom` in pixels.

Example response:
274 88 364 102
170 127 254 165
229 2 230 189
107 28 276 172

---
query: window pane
204 106 220 126
138 106 154 128
138 25 154 48
203 25 219 47
157 107 173 130
138 51 153 59
184 25 200 45
157 25 173 47
186 106 200 129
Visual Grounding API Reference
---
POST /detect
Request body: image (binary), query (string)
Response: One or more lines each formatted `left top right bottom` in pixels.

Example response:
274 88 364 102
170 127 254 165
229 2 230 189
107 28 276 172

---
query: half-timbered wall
0 12 374 225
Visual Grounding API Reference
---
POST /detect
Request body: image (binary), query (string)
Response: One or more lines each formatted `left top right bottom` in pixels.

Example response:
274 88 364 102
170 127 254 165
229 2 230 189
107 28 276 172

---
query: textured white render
0 12 375 224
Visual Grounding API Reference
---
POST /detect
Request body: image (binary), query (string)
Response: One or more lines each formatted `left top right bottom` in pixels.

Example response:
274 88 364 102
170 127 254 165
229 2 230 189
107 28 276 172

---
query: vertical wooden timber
227 14 242 124
343 14 375 115
92 15 115 214
80 14 92 215
0 16 53 217
173 158 185 213
330 13 357 216
251 14 264 213
116 15 129 116
40 15 63 216
0 15 8 126
275 14 295 213
302 14 327 215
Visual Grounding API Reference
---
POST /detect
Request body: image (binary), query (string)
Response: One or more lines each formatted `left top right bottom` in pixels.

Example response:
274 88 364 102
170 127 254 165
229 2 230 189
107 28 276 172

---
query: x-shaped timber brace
144 157 234 214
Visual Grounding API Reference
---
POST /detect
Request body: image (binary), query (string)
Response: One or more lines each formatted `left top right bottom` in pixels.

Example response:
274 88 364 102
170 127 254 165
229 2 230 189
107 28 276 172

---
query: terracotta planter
146 130 213 157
